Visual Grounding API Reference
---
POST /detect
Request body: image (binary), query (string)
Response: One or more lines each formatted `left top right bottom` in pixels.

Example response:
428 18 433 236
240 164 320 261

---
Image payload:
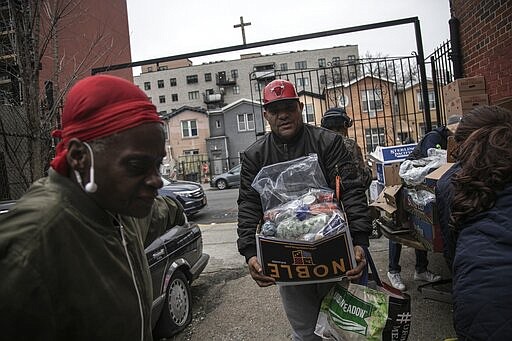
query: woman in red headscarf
0 75 184 341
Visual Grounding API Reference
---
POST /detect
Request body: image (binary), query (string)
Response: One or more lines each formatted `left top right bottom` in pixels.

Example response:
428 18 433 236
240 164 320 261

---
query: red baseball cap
262 79 299 106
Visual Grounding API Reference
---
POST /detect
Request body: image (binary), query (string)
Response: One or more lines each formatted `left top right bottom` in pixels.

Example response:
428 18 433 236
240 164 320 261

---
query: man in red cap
237 79 371 340
0 75 184 340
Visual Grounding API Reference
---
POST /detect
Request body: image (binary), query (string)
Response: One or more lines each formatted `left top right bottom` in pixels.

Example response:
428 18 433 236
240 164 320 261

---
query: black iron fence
249 52 456 158
170 156 240 184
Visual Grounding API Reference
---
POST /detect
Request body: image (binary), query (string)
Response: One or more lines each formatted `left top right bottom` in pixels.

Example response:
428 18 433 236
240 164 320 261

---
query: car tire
216 179 227 190
154 270 192 338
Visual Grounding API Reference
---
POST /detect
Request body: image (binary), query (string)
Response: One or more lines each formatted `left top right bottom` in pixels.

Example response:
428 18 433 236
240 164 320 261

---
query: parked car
0 198 209 339
210 164 241 190
147 198 210 339
158 177 207 217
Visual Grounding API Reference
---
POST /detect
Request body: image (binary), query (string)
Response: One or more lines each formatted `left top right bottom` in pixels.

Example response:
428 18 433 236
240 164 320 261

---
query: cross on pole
233 16 251 45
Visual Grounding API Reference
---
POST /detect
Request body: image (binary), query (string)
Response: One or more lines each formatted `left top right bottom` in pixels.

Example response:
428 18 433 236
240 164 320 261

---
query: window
237 113 255 132
302 104 315 123
320 75 327 84
332 56 341 66
419 122 439 138
147 67 153 72
397 132 411 144
171 94 178 102
183 149 199 155
296 77 309 87
417 90 436 110
157 80 164 88
159 95 166 103
186 75 198 84
361 89 383 116
181 120 198 138
348 55 356 62
318 58 326 67
349 71 357 79
216 120 221 128
333 71 342 83
157 65 168 71
295 61 307 69
232 85 240 94
365 127 385 152
231 69 238 79
205 73 212 82
280 63 288 71
170 78 177 86
188 91 199 100
144 82 151 90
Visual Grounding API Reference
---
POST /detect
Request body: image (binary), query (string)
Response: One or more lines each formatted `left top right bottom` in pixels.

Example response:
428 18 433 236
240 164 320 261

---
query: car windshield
230 165 241 173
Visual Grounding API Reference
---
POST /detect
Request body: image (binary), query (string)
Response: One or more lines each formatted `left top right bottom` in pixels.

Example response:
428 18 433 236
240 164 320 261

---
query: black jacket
407 126 450 160
237 124 371 262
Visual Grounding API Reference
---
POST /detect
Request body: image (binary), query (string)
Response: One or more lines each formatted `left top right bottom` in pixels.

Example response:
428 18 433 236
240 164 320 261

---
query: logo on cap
270 83 285 97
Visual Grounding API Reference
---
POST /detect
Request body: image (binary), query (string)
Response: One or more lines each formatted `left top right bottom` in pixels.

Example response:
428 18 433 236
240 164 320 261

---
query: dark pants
388 240 428 274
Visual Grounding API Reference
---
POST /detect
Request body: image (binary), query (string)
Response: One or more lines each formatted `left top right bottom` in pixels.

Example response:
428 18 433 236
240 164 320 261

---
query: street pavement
173 220 457 341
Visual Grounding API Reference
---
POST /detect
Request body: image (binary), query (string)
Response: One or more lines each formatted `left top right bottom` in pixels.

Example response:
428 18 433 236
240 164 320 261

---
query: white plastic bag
399 149 447 186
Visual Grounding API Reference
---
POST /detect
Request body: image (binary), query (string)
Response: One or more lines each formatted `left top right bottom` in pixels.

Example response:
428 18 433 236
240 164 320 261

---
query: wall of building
223 101 263 168
166 110 209 160
134 45 359 113
40 0 133 92
450 0 511 104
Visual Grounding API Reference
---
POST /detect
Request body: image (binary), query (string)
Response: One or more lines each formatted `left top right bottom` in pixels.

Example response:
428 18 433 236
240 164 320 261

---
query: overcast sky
126 0 451 75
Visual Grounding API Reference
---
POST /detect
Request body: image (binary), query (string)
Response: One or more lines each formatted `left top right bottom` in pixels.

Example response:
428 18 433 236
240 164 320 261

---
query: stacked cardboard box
367 144 417 187
444 76 488 116
371 163 455 252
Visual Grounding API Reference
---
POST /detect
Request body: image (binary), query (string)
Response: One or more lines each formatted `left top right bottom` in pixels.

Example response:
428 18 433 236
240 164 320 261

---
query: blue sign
380 144 417 162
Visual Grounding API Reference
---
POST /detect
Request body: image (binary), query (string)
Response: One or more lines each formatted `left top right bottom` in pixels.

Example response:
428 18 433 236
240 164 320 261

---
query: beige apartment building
133 45 360 114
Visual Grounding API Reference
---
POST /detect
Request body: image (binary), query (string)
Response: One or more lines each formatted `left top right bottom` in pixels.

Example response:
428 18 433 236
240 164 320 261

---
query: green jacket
0 170 184 340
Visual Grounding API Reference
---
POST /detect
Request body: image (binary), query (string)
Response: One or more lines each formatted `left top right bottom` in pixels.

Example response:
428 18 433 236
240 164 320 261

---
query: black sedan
159 178 207 217
148 198 209 339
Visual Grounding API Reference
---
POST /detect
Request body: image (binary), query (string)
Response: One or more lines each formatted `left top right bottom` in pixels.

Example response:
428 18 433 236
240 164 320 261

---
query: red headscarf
50 75 162 175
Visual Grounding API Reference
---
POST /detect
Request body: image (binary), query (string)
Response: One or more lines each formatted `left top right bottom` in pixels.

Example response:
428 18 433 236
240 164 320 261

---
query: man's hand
247 256 276 287
345 245 367 281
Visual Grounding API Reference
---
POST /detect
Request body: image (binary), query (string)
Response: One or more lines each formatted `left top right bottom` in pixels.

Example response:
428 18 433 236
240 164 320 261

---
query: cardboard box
369 189 408 227
402 187 438 224
369 180 384 203
384 184 402 208
256 229 356 285
376 162 402 186
446 136 457 163
415 163 455 195
445 93 489 116
423 163 456 194
443 76 486 103
408 215 444 253
369 144 417 164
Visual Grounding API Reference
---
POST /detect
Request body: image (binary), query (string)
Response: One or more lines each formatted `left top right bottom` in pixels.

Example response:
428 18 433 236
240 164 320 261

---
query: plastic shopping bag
315 253 411 341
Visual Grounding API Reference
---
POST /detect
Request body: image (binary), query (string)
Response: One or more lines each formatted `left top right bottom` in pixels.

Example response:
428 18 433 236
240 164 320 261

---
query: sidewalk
193 221 456 341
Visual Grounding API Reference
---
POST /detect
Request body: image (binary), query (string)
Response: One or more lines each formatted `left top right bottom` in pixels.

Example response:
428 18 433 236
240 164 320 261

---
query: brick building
450 0 511 108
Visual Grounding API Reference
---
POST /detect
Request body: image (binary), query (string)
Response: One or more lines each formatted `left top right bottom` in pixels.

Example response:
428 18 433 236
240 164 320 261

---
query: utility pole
233 16 251 45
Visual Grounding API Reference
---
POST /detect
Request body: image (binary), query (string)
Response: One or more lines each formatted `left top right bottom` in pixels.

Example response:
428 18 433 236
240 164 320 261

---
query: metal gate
249 55 435 157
